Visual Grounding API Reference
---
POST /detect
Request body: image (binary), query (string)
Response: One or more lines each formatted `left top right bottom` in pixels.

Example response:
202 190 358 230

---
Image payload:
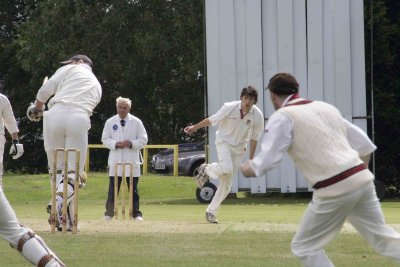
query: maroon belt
313 164 367 189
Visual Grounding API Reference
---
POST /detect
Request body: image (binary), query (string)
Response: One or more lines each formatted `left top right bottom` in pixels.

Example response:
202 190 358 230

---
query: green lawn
0 172 399 267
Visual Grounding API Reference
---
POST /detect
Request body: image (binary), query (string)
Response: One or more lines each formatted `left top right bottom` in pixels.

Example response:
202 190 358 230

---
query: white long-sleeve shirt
102 113 148 177
250 97 377 178
0 94 18 136
208 101 264 147
36 64 102 116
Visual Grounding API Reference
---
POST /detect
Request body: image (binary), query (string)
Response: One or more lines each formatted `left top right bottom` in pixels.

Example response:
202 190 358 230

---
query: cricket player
1 93 65 266
102 97 148 220
184 86 264 223
240 72 400 266
27 54 102 231
0 93 23 186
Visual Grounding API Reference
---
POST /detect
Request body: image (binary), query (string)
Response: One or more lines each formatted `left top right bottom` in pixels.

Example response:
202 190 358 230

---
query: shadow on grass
145 192 313 205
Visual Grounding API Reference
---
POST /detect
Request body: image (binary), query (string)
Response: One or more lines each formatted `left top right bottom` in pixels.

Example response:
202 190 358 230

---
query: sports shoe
134 216 144 221
195 164 209 189
103 215 113 221
206 212 218 224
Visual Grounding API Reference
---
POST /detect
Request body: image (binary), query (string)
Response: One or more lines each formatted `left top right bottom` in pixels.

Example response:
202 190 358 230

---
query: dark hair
240 86 258 104
267 73 299 95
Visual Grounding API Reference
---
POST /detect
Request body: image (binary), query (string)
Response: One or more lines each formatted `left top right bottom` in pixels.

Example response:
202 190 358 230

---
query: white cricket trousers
291 180 400 267
0 186 26 245
205 141 245 215
43 104 90 175
0 135 5 186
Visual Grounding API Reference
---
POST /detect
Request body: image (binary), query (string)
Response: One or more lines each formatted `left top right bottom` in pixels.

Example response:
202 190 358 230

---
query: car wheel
190 160 205 177
196 182 217 204
374 180 387 201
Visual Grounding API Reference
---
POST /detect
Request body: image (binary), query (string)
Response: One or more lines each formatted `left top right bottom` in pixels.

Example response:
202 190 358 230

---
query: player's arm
184 118 211 135
101 120 118 149
127 121 148 149
240 113 292 177
248 139 257 160
343 118 376 167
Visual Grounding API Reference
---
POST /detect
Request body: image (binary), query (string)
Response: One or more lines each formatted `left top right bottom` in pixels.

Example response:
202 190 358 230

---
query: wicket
50 148 81 234
114 162 134 220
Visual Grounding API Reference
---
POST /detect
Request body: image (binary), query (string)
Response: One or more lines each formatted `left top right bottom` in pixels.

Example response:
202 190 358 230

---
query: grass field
0 172 399 267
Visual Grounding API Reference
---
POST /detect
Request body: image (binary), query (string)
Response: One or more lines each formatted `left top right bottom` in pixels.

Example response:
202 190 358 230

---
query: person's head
116 96 131 119
61 54 93 68
240 86 258 112
267 73 299 110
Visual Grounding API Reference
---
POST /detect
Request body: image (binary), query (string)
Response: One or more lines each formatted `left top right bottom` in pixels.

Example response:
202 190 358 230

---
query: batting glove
26 102 44 122
9 140 24 160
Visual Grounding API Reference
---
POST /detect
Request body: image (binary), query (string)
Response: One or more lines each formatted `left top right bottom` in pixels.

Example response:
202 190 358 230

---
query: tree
5 0 205 172
364 0 400 192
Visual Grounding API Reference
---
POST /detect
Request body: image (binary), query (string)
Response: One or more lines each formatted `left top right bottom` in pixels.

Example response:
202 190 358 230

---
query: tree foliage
2 0 205 172
1 0 400 192
364 0 400 191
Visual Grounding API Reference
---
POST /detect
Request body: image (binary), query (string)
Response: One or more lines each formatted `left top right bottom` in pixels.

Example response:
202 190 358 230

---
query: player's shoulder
105 114 119 123
127 113 143 123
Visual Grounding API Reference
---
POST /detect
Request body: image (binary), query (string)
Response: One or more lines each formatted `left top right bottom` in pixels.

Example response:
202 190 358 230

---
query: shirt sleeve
131 120 148 149
250 109 265 141
101 119 117 149
36 66 70 103
2 96 19 134
208 102 233 126
250 112 293 177
343 118 376 156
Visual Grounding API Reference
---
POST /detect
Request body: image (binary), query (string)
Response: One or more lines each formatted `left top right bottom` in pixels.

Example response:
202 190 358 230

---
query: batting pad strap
38 254 54 267
17 231 35 252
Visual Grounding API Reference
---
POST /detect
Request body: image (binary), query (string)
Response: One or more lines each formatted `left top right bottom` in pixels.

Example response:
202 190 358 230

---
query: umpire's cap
61 54 93 68
267 72 299 95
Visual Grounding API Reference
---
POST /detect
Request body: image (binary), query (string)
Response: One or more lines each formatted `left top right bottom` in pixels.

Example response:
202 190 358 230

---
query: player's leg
348 181 400 261
55 181 75 231
128 176 142 220
64 111 89 176
43 110 67 223
104 176 116 219
291 193 352 267
43 110 67 175
0 135 5 187
205 141 234 179
0 188 65 266
205 142 234 221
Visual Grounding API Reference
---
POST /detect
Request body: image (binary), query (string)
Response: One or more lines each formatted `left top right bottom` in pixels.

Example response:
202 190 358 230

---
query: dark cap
61 54 93 68
267 72 299 95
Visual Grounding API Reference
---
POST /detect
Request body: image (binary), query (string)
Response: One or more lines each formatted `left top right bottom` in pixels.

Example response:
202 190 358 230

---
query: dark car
151 142 205 176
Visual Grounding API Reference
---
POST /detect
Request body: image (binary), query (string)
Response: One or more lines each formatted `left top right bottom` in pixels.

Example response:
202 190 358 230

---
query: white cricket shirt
36 64 102 116
208 100 264 147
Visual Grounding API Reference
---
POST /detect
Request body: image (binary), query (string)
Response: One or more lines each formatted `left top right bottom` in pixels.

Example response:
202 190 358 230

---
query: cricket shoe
194 164 209 189
134 216 144 221
103 215 113 221
206 212 218 224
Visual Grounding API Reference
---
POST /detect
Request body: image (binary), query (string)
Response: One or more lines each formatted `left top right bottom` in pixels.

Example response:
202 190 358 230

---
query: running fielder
27 54 102 231
240 72 400 266
1 93 65 266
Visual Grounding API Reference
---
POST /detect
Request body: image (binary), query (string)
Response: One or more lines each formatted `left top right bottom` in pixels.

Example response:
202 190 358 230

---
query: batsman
27 55 102 231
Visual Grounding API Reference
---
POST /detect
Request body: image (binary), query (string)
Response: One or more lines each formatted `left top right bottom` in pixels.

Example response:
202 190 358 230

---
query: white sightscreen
205 0 367 193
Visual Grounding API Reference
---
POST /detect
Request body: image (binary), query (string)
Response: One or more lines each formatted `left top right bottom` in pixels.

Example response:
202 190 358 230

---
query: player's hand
240 160 256 177
9 140 24 159
26 102 44 122
121 140 132 148
184 125 196 135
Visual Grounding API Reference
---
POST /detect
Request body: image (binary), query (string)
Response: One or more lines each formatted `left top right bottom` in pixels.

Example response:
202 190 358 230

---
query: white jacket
102 114 148 177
